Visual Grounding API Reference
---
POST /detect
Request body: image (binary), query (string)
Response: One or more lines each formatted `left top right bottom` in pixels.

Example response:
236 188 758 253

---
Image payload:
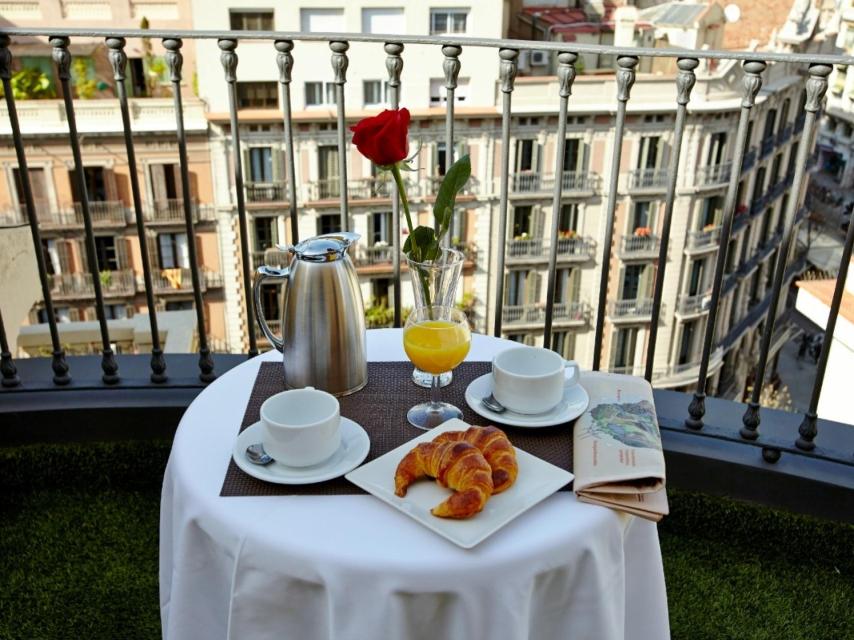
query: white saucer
232 418 370 485
464 373 590 428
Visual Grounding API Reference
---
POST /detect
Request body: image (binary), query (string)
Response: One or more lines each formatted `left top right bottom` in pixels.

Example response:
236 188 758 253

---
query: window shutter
195 234 204 265
150 164 167 204
569 268 581 301
76 239 89 272
115 237 130 269
525 270 541 305
242 147 252 183
147 231 162 271
104 168 118 201
125 304 135 318
272 147 283 182
532 207 545 239
581 142 590 173
640 265 653 298
84 307 97 321
57 240 73 273
69 308 81 321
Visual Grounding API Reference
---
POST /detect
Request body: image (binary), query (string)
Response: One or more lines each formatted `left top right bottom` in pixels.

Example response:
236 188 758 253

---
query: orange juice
403 320 471 375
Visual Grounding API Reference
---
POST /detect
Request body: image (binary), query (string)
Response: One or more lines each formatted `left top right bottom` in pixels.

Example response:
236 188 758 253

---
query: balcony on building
306 175 420 204
675 291 713 318
50 269 137 301
685 225 722 255
607 297 655 322
509 171 599 196
618 232 661 260
505 234 596 265
151 268 224 295
776 123 793 145
695 162 732 189
352 242 477 274
502 300 588 329
626 167 669 192
760 134 776 159
743 145 758 171
245 181 290 204
144 200 216 226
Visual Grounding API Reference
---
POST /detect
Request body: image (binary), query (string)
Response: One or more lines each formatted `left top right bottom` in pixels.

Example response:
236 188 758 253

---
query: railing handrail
3 27 853 65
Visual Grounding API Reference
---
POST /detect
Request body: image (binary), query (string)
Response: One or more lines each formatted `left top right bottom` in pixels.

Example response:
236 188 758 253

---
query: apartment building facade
0 0 230 351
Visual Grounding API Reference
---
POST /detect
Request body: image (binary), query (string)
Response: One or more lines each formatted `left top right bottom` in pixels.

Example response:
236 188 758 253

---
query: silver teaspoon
481 393 506 413
246 443 274 465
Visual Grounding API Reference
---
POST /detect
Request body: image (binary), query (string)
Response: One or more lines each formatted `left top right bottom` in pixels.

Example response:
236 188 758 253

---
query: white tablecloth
160 329 670 640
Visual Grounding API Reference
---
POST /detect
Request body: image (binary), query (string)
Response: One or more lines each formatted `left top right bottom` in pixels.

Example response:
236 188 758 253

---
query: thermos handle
253 266 289 352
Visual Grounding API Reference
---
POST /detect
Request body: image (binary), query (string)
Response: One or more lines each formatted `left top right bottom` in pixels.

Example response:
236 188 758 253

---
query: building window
230 10 274 30
637 136 662 169
363 80 390 107
149 164 180 203
158 232 189 269
38 306 71 324
70 166 108 202
559 203 579 233
249 147 274 182
563 138 586 172
370 211 393 245
430 8 468 34
436 141 465 175
165 300 194 311
253 216 278 251
552 331 576 359
678 321 696 365
236 82 278 109
621 264 643 300
317 213 339 236
105 304 128 320
94 236 119 271
612 327 638 369
511 205 534 239
300 8 344 32
701 195 723 228
706 131 727 165
260 283 280 322
362 8 405 33
631 201 655 232
429 77 469 104
127 58 147 97
305 81 336 107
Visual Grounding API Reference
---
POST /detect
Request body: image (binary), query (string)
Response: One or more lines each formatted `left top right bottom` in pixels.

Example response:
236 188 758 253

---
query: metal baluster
644 58 699 381
51 36 119 385
0 35 69 385
544 52 577 347
330 41 350 231
797 78 851 449
493 48 519 337
385 42 403 327
742 64 830 440
687 60 766 429
0 307 20 387
164 38 215 381
592 56 638 371
107 37 167 383
275 40 299 246
219 38 258 357
442 44 462 249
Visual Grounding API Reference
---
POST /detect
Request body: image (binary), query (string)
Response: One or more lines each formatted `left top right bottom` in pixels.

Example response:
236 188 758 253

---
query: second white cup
259 386 341 467
492 346 580 415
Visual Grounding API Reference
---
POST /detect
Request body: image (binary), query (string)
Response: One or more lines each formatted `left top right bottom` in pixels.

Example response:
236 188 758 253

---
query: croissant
433 426 518 494
394 441 494 519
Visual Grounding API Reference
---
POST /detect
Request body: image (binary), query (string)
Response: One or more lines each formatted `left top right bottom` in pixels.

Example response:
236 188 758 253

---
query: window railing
0 27 851 514
687 225 722 252
246 181 288 203
677 291 713 315
502 300 588 326
760 134 776 158
51 269 136 300
619 234 661 258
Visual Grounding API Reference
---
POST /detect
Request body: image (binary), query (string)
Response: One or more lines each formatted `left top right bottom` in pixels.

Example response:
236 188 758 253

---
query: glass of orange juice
403 305 472 430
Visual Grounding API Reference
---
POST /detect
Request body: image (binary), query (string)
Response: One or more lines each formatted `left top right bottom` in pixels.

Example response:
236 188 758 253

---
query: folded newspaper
572 371 669 522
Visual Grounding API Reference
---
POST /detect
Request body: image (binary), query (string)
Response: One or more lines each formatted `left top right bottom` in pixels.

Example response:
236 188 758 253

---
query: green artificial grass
0 441 852 640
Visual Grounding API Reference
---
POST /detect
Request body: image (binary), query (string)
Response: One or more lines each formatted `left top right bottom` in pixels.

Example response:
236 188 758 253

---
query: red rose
351 108 410 166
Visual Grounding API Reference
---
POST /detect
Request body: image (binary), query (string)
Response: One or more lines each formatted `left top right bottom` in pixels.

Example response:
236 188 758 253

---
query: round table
160 329 670 640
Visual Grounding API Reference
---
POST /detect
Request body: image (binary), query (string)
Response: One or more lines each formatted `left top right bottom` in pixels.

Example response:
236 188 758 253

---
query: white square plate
345 418 574 549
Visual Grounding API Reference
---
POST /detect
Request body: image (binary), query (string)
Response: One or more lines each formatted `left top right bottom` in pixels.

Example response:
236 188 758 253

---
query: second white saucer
232 418 370 485
464 373 589 428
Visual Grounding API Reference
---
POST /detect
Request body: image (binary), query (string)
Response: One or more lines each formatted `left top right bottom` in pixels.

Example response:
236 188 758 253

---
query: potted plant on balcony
633 226 652 238
558 229 578 240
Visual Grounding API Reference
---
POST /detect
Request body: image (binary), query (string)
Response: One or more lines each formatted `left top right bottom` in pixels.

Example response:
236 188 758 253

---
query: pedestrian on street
797 333 809 360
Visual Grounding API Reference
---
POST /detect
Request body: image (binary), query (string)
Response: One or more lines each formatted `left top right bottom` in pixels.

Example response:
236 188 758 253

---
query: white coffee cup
492 347 580 415
259 386 341 467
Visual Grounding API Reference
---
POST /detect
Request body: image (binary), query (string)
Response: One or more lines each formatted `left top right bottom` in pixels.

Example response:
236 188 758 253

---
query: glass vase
406 247 464 388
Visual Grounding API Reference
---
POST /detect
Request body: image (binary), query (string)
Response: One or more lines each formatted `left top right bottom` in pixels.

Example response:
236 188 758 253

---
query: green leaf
407 225 436 263
433 155 471 239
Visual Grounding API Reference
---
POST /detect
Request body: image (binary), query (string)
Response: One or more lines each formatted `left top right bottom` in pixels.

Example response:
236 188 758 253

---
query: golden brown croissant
394 441 494 519
432 426 518 494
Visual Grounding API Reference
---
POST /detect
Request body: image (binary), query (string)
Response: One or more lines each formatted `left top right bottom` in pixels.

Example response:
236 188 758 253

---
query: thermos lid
289 232 360 263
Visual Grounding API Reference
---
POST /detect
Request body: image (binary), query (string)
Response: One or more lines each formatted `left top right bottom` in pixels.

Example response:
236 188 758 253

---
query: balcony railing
1 26 852 525
144 199 215 225
627 168 669 190
619 234 661 259
509 171 599 194
355 244 395 266
695 162 732 187
502 301 588 326
608 298 655 320
246 181 289 203
776 124 793 145
51 269 136 300
506 236 595 263
686 226 721 252
677 291 713 316
760 135 776 158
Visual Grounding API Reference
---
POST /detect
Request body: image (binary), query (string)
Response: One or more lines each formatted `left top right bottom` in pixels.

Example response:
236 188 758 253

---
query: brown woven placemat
221 361 575 496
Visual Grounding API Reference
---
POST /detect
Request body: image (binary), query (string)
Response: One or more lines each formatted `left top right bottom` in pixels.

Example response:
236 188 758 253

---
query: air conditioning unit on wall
530 51 549 66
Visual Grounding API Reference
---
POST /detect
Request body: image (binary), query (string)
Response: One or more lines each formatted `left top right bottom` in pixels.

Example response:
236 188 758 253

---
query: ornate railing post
330 40 350 231
275 39 300 246
385 41 404 326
